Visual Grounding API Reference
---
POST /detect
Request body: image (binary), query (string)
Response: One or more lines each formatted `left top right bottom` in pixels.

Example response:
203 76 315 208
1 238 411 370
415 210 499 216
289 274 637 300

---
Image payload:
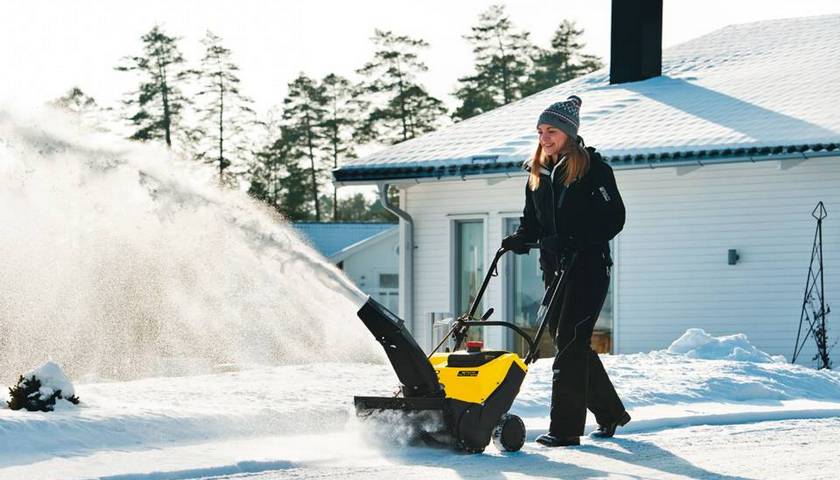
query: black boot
590 411 631 438
535 433 580 447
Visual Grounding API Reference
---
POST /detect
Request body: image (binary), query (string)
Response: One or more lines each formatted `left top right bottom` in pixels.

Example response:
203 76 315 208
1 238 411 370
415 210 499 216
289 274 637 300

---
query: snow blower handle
464 243 541 322
440 243 542 355
523 251 578 364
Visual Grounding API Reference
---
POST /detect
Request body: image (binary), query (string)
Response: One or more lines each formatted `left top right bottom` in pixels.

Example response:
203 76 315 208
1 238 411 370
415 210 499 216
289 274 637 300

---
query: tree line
51 4 601 222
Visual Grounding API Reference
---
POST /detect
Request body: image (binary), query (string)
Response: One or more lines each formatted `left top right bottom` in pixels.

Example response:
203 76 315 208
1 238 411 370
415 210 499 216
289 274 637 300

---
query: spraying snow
0 107 380 382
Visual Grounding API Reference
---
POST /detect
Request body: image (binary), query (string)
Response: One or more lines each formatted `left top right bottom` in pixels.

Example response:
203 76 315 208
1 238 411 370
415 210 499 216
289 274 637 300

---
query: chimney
610 0 663 84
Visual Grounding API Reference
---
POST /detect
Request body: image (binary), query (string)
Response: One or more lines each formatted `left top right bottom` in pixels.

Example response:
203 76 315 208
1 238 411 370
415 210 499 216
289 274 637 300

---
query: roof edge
334 143 840 185
329 226 398 263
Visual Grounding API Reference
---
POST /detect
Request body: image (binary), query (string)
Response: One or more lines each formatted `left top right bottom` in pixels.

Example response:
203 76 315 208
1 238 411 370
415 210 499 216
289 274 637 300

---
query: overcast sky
3 0 839 115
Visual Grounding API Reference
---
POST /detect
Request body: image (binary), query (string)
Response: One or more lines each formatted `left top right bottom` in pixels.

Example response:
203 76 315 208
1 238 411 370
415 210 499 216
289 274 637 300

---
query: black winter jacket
514 147 625 273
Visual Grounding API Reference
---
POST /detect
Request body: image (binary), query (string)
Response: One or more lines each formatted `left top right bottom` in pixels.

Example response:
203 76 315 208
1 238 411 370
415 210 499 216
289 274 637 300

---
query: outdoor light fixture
728 249 740 265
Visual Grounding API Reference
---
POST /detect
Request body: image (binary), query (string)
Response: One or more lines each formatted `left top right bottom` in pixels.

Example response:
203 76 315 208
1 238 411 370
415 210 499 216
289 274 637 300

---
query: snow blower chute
354 244 575 453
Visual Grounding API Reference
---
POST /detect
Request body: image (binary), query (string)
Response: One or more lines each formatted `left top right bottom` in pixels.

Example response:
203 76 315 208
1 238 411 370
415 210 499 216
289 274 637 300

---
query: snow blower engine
354 244 575 453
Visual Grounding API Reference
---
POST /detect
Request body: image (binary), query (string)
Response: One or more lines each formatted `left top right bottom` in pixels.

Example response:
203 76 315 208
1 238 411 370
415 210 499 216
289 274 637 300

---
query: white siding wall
343 235 399 298
404 155 840 361
615 156 840 359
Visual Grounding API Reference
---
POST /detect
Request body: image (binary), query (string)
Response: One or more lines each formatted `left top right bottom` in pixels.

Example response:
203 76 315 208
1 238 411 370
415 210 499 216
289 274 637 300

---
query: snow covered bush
7 362 80 412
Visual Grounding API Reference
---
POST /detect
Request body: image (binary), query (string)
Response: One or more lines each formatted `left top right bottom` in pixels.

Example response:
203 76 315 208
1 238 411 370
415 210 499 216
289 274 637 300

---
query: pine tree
282 73 327 221
522 20 603 96
319 73 360 221
452 80 498 123
193 31 257 187
48 86 112 131
246 109 282 207
453 5 535 121
115 25 192 148
50 86 97 113
249 126 312 221
319 192 399 223
355 29 447 145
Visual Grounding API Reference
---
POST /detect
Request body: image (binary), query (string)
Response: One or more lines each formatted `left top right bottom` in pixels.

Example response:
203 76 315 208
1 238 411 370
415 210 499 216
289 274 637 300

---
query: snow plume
0 107 382 383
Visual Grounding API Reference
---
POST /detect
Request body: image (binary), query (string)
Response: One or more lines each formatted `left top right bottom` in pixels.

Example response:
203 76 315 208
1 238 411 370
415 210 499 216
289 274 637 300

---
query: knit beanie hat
537 95 582 140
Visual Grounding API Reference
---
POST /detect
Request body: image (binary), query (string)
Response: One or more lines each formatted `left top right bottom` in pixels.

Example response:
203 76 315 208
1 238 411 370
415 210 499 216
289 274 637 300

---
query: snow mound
25 361 77 400
668 328 784 363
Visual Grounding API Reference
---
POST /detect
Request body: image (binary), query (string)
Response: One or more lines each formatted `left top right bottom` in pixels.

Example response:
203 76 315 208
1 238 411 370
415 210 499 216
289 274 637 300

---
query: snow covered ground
2 333 840 480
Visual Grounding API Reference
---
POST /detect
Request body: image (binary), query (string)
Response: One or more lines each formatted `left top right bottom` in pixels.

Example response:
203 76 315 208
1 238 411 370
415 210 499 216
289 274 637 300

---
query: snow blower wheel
492 413 525 452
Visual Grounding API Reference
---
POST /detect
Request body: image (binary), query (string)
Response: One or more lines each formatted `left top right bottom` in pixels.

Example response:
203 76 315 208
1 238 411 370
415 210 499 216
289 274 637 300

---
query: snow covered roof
292 222 397 261
334 14 840 184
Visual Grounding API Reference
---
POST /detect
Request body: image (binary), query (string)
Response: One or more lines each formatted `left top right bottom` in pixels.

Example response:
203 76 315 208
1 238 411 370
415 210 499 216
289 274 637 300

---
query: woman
502 95 631 447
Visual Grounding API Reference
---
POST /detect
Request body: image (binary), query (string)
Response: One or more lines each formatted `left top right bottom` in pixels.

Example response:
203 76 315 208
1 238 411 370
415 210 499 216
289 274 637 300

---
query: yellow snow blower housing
354 245 577 453
429 348 527 405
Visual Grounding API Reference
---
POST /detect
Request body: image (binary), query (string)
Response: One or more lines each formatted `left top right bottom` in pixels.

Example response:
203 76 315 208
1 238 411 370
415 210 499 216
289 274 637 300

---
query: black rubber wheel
492 413 525 452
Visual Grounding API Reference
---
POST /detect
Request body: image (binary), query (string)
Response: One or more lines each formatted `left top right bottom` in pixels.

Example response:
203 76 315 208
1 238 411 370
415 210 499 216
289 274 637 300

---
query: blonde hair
528 137 590 191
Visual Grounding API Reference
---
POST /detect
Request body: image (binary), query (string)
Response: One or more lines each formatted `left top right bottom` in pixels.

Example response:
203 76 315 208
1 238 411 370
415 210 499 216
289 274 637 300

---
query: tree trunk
218 72 225 185
158 61 172 148
395 60 409 141
306 115 320 221
333 121 339 221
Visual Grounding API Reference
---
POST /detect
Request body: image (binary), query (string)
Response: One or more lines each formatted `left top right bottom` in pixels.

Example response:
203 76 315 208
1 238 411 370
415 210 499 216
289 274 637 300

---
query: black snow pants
544 250 626 437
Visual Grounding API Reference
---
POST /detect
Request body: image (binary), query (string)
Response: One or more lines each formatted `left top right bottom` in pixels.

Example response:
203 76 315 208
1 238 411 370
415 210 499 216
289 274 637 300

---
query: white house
333 13 840 362
293 222 399 312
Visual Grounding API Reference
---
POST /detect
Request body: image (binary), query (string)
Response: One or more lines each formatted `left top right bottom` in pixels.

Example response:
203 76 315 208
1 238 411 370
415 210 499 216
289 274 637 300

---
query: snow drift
0 108 380 383
668 328 785 363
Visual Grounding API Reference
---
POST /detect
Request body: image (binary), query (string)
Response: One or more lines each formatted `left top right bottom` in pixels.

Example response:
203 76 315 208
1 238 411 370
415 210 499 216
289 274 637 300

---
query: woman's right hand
502 234 530 254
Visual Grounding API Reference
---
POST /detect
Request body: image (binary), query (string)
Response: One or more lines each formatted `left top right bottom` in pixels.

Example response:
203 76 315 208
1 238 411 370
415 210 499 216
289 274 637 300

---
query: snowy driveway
2 346 840 479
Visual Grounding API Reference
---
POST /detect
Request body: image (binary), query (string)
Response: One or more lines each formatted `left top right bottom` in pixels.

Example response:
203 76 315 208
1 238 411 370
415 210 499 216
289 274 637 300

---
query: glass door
504 218 615 355
503 219 549 357
455 220 484 342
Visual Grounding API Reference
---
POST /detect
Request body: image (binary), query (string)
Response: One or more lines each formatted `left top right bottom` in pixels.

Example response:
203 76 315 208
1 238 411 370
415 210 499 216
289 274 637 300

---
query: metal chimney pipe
610 0 663 84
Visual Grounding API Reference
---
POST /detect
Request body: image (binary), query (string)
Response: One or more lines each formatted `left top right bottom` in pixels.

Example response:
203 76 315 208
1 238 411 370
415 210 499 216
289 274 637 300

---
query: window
377 273 399 313
379 273 398 289
454 220 484 341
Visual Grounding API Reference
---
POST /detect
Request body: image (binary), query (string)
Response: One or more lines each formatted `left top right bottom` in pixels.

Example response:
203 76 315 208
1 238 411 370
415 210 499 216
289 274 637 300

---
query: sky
3 0 840 116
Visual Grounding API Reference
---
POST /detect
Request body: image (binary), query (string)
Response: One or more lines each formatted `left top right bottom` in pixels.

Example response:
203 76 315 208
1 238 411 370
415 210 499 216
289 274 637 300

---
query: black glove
501 234 530 254
540 234 570 256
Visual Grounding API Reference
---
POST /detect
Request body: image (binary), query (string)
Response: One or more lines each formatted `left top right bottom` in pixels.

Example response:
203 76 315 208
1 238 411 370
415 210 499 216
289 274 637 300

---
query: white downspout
378 183 414 334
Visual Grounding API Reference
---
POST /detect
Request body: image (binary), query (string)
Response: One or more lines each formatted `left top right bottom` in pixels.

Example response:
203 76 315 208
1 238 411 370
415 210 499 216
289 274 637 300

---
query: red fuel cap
466 340 483 352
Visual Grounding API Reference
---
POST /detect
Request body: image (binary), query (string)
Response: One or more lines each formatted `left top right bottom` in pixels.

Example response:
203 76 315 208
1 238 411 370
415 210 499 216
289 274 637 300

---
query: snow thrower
354 244 576 453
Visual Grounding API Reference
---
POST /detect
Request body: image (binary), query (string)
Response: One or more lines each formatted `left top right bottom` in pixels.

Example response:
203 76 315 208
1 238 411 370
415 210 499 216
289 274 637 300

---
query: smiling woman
502 94 630 447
